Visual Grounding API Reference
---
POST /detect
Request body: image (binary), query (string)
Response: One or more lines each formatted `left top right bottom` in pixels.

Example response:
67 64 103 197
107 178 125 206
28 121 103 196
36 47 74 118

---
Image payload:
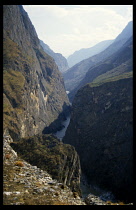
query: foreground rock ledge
3 135 85 205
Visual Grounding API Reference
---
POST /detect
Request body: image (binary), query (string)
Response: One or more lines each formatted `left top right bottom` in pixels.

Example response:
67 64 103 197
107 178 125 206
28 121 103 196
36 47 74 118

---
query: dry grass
15 161 24 167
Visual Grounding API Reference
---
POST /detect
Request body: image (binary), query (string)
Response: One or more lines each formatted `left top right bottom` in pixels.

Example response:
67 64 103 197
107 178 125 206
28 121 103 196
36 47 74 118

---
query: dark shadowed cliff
3 5 70 140
63 75 133 202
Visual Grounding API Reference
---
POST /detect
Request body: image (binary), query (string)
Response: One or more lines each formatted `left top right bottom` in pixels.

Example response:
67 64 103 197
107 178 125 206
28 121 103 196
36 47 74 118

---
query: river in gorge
53 109 115 202
54 116 71 141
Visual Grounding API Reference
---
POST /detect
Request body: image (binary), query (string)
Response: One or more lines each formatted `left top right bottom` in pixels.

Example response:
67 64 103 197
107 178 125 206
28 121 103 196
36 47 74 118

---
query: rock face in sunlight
3 5 70 140
63 76 133 202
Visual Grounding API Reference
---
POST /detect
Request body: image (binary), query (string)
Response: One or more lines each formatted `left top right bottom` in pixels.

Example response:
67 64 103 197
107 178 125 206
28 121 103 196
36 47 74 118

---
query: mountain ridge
67 39 113 68
64 21 133 98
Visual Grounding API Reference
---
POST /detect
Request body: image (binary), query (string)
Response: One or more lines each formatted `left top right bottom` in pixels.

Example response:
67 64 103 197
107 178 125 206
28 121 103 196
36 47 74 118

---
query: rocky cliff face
63 76 133 202
3 5 70 140
10 134 81 195
40 40 69 73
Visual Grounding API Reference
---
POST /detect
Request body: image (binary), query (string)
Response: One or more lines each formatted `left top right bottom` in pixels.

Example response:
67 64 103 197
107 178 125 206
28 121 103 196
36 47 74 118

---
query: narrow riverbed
54 116 71 140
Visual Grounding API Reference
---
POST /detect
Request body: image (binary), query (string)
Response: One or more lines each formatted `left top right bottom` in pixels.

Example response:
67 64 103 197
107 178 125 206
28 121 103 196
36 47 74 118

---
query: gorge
3 5 133 205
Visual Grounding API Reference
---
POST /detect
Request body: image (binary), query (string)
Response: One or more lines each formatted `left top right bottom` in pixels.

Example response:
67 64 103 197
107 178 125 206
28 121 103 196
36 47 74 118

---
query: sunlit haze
23 5 133 58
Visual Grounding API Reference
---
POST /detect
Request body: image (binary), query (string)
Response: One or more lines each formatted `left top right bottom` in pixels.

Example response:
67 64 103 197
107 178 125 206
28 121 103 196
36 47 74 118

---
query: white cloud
23 5 133 57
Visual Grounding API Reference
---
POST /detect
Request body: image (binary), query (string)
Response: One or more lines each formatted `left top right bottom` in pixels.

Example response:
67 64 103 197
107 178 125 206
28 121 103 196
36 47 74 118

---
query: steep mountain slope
69 35 133 101
64 21 133 96
63 75 133 202
3 5 70 140
67 39 113 68
40 40 69 73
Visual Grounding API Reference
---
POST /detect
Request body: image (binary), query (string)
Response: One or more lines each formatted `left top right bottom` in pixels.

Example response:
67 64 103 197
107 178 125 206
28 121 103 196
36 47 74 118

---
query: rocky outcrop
3 5 70 140
10 134 81 195
3 135 85 205
63 76 133 203
84 194 132 205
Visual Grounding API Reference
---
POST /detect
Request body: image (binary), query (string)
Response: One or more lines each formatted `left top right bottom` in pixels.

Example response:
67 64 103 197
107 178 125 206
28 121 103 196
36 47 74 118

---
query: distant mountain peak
67 39 114 68
113 21 133 43
64 21 133 102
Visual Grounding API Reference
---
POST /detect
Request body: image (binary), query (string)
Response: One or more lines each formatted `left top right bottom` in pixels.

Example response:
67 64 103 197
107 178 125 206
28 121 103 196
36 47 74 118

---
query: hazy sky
23 5 133 58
